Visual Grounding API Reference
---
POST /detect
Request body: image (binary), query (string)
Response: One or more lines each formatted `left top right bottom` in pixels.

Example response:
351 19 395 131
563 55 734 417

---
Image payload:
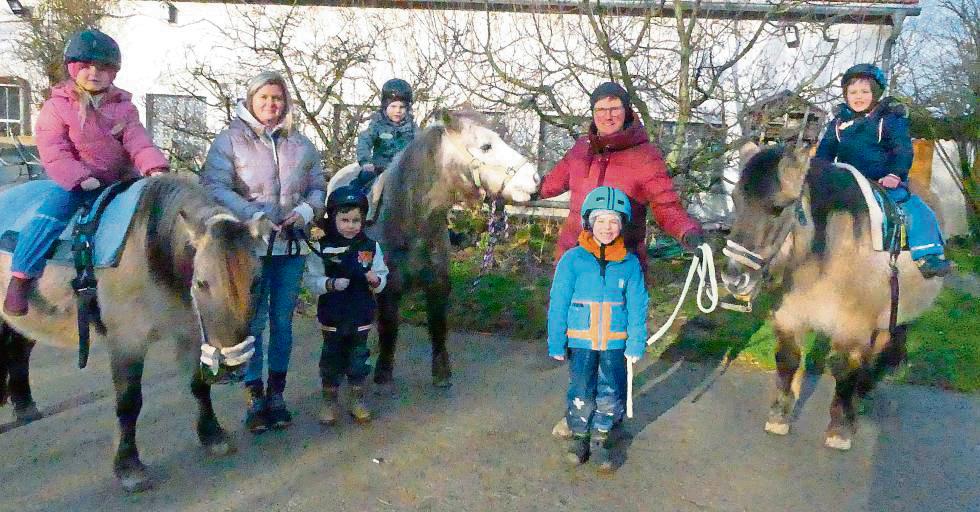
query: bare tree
432 1 848 193
895 0 978 196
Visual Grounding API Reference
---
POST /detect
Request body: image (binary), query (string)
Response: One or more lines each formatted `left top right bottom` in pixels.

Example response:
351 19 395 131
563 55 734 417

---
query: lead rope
627 242 718 418
471 196 509 289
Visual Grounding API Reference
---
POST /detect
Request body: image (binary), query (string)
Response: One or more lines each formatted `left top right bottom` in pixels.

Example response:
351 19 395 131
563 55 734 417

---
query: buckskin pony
0 175 265 491
721 143 942 451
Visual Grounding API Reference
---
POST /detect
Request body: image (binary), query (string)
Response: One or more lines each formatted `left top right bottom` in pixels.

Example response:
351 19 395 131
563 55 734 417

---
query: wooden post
909 139 934 194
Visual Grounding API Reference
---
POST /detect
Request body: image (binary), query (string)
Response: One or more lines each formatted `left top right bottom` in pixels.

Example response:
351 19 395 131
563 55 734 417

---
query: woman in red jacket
540 82 703 271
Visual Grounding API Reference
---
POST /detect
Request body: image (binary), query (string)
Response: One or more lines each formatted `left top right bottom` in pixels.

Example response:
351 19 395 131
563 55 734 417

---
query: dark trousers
566 347 627 436
319 329 371 388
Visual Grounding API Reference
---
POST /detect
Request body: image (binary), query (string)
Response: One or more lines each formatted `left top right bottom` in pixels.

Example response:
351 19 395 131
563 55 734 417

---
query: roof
178 1 921 25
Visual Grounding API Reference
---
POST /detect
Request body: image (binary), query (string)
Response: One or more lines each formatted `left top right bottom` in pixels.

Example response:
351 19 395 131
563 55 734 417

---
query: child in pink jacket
3 29 168 316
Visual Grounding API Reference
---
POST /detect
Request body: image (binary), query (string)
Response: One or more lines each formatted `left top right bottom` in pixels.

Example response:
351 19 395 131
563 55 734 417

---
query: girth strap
71 179 137 368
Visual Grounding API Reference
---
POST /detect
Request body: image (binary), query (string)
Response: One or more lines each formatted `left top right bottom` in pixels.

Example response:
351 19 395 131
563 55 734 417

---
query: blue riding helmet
381 78 413 105
64 29 121 69
841 63 887 91
581 186 631 229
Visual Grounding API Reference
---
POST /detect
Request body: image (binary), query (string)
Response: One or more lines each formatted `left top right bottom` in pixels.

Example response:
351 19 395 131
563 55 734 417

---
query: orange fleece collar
577 231 627 262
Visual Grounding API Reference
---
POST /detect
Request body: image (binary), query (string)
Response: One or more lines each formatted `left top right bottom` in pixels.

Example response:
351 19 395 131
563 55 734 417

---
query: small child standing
305 185 388 425
353 78 417 188
548 186 649 472
3 29 168 316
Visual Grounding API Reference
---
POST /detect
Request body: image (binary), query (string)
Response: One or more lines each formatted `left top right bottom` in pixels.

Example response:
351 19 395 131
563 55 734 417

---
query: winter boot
917 254 951 278
3 276 33 317
589 432 614 473
348 385 372 424
243 382 268 434
318 386 341 426
564 434 589 465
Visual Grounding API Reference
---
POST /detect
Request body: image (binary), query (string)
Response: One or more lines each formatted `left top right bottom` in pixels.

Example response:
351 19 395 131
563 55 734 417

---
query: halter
188 229 256 383
723 196 807 276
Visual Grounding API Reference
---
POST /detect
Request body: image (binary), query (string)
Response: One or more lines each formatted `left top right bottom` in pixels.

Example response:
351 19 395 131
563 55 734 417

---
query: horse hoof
764 421 790 436
205 441 233 456
13 401 42 423
432 376 453 388
824 434 852 451
552 417 572 439
118 467 152 493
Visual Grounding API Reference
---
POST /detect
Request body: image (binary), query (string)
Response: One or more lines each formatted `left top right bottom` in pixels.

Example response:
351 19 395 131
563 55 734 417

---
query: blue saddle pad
0 179 149 268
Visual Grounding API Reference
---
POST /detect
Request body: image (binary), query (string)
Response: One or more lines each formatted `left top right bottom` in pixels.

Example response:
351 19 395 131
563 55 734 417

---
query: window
146 94 208 170
0 77 30 136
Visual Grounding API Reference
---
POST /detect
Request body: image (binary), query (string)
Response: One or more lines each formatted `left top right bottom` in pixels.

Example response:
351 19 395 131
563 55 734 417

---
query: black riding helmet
327 185 369 217
64 29 121 69
381 78 413 107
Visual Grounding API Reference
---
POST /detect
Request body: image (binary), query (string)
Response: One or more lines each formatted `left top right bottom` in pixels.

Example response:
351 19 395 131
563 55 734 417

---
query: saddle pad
838 163 887 251
0 179 149 268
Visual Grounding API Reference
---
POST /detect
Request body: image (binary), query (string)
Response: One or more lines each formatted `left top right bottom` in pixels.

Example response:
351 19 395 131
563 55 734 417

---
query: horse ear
177 210 204 248
776 144 811 202
439 109 456 130
739 142 761 164
245 212 275 242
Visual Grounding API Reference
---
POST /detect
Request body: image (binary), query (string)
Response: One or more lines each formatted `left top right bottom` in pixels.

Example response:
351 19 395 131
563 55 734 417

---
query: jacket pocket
566 301 592 335
609 302 628 334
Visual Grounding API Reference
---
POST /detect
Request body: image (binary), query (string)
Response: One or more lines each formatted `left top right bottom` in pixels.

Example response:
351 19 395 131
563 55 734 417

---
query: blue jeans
886 188 945 260
566 348 627 436
11 186 102 277
244 255 306 383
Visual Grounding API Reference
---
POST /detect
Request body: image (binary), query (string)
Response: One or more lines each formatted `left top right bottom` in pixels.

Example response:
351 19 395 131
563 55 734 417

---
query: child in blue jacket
353 78 417 189
815 63 949 277
548 185 649 472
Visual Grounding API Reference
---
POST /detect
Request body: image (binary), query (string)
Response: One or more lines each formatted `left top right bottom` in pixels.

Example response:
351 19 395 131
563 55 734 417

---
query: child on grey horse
304 185 388 425
353 78 417 189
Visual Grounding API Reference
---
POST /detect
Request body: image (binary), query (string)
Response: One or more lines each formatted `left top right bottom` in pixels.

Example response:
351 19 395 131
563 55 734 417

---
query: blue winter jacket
547 245 649 359
814 97 913 183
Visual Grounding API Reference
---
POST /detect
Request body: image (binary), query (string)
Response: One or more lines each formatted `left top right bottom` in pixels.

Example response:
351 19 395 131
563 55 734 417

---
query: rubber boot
348 385 372 424
564 434 589 465
3 276 32 317
243 381 268 434
318 386 341 426
917 254 951 278
590 432 614 473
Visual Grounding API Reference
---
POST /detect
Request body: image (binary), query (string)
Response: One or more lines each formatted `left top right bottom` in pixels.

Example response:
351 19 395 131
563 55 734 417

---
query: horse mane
137 176 252 294
741 146 870 257
379 125 451 251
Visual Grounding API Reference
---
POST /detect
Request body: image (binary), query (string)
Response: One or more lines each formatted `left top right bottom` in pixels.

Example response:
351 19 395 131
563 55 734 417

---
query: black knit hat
590 82 631 111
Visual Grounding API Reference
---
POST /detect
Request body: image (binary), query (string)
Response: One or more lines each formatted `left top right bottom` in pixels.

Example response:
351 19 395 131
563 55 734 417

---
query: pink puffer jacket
34 82 169 191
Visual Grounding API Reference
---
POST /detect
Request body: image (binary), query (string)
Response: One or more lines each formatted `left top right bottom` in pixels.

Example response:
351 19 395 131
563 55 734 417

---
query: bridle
723 194 808 291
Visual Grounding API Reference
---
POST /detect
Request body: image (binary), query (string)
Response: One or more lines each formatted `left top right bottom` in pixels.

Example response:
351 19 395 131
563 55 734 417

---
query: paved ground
1 318 977 512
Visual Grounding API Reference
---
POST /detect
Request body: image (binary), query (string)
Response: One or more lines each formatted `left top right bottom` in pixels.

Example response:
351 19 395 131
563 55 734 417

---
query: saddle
0 179 149 267
0 179 148 368
839 164 906 254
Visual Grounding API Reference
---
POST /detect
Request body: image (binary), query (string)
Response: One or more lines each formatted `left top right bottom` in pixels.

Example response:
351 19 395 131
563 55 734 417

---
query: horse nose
721 266 751 294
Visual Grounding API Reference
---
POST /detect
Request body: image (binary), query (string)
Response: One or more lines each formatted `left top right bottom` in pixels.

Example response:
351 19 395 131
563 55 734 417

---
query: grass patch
896 288 980 392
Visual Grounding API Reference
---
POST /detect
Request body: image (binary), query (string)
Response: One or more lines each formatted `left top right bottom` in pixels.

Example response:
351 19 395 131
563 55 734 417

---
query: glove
331 278 350 291
878 174 901 189
682 230 705 250
361 163 376 174
626 355 640 364
80 177 101 191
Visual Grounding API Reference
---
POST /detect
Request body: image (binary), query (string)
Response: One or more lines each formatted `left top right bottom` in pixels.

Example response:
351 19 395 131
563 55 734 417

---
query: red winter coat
35 82 169 191
540 119 701 269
